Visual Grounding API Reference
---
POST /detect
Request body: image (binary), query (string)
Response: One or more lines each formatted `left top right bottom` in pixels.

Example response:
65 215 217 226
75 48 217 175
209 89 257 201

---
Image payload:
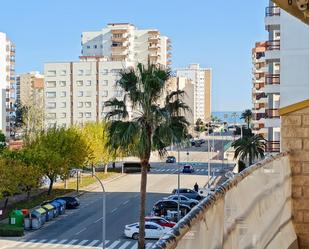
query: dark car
153 200 191 216
172 188 202 201
166 156 176 163
55 196 80 209
164 195 199 208
182 165 194 173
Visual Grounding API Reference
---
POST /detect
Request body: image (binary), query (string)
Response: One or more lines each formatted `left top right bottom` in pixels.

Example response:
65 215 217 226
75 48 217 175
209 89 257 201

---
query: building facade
81 23 171 67
176 64 212 123
44 24 170 128
0 32 15 138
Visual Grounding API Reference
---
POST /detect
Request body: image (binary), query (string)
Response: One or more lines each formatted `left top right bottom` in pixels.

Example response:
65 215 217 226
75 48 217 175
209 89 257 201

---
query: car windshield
184 166 191 169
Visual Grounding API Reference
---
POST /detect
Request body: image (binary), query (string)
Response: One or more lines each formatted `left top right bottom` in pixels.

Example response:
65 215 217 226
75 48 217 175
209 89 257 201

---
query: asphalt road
0 173 209 249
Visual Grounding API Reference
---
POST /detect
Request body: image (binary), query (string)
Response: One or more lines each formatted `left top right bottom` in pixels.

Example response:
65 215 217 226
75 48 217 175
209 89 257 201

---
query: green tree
24 127 89 194
232 134 266 166
0 130 6 153
241 109 253 129
104 63 189 249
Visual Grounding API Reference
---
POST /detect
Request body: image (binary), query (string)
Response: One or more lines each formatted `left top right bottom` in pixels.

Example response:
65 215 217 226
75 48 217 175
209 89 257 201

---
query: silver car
164 194 199 208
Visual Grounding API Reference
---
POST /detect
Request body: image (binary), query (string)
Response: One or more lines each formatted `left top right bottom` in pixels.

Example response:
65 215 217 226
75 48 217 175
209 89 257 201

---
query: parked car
182 165 194 173
55 196 80 209
166 156 176 163
194 141 201 147
200 139 206 144
172 188 203 201
124 221 171 240
153 200 191 216
145 216 176 228
164 195 199 208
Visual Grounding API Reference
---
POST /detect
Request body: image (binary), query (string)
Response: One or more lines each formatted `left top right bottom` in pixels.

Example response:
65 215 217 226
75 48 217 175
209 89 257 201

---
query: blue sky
1 0 268 111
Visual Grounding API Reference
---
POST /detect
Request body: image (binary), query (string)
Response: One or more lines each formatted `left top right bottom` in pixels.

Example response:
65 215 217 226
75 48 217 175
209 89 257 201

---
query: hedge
0 224 24 236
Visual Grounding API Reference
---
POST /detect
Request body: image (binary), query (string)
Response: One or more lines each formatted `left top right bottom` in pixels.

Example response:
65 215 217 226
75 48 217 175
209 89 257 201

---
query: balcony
111 54 128 61
111 36 129 42
148 36 160 43
153 153 296 249
266 140 280 153
264 74 280 93
111 29 128 34
265 40 280 61
265 108 280 119
265 6 281 30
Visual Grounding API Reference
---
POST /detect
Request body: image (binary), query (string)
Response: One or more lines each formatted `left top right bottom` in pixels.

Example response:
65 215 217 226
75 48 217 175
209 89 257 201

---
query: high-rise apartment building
0 32 15 138
44 23 171 128
81 23 171 67
16 71 44 107
176 64 212 123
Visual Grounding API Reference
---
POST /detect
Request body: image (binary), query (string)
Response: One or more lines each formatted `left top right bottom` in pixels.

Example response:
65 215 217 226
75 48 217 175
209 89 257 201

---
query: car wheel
132 233 139 240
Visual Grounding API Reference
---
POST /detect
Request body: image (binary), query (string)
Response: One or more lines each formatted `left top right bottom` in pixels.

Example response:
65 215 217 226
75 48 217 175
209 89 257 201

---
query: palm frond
104 98 128 120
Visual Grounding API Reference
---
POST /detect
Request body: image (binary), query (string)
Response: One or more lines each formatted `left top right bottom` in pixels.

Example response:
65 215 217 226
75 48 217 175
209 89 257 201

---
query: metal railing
266 141 280 153
266 40 280 51
265 74 280 85
152 153 296 249
265 6 281 17
265 108 280 118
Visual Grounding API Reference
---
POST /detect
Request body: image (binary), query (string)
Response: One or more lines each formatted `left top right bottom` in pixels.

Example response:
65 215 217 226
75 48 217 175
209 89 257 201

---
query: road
0 172 209 249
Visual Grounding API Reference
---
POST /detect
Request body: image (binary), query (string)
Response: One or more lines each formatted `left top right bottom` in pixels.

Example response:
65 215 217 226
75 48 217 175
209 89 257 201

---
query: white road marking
18 239 37 247
123 200 130 205
118 241 131 249
50 239 67 247
27 239 47 248
130 242 138 249
87 240 99 247
96 240 110 248
62 239 78 248
111 207 118 213
108 240 120 249
94 217 103 223
40 239 58 247
73 240 88 248
75 227 86 235
146 242 154 248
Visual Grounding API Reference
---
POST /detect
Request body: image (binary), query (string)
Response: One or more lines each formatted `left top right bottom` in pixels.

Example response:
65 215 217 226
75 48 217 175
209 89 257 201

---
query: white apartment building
0 32 15 138
45 23 171 128
81 23 171 67
44 58 135 128
176 64 212 123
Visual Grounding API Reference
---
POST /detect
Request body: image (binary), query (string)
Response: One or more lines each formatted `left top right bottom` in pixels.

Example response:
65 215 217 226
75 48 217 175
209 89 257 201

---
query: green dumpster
9 210 24 227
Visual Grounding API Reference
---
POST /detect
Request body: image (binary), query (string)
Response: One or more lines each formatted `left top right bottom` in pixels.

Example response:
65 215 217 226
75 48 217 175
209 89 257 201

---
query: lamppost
92 174 106 249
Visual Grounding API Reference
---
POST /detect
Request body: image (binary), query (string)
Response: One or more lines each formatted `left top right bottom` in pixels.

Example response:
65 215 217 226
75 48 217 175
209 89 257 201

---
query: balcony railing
265 108 280 118
265 74 280 85
254 113 266 120
153 153 296 249
266 141 280 153
265 6 281 17
256 92 267 100
266 40 280 51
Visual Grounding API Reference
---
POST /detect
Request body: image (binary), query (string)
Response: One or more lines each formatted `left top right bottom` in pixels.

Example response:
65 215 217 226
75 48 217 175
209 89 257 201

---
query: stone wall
281 105 309 249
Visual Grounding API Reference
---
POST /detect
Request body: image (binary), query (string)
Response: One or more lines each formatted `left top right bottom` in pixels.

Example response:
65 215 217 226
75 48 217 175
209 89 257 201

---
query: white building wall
280 11 309 108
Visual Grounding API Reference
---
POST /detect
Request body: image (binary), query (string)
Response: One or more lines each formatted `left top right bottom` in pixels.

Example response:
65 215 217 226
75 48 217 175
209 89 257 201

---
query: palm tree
104 63 189 249
232 134 266 166
241 109 253 129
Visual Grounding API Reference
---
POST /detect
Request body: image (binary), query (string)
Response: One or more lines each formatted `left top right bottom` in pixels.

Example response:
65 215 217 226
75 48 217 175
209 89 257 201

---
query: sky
1 0 268 111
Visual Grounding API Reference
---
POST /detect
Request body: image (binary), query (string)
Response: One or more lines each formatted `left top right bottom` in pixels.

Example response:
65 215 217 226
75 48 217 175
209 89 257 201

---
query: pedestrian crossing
0 238 157 249
150 168 209 174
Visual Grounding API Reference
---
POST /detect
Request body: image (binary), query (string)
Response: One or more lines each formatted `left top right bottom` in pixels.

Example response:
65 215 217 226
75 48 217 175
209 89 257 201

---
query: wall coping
152 152 290 249
279 99 309 116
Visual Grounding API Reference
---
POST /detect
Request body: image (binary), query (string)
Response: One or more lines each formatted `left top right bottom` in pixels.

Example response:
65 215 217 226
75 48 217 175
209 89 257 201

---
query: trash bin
9 210 24 227
50 201 60 217
21 209 29 216
31 208 46 225
42 204 54 221
24 215 31 230
54 199 66 215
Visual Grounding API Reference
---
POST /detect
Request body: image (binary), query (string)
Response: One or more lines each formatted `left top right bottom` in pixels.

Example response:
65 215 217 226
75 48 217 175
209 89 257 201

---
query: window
78 70 84 76
76 80 83 87
102 91 108 97
77 102 83 108
46 102 56 109
85 80 92 86
46 92 56 98
85 112 91 118
60 102 67 108
94 45 97 49
77 91 83 97
78 112 83 118
46 113 56 119
85 91 92 97
111 69 121 75
46 81 56 88
60 91 66 97
102 69 108 75
86 45 90 49
60 113 66 118
59 81 66 87
85 102 92 108
60 70 66 76
100 44 103 48
102 80 108 86
47 70 56 77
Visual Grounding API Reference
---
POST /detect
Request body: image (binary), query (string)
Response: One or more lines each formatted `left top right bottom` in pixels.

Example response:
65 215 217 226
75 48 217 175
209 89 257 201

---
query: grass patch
0 224 24 237
58 172 118 190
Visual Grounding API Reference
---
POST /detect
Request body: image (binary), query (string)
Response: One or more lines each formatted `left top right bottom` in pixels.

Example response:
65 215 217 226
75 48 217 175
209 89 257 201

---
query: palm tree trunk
138 159 148 249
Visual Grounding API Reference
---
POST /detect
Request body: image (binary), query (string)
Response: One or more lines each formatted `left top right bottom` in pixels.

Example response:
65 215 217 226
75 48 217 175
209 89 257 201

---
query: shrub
0 224 24 237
